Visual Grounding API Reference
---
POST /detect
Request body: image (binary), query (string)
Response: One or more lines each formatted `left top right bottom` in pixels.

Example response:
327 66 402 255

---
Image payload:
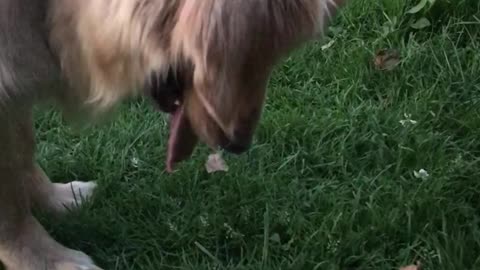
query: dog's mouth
147 70 198 173
166 102 199 173
148 69 230 173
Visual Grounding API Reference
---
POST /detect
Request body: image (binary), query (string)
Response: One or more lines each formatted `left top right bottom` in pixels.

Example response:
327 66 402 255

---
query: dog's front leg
0 109 102 270
30 164 98 215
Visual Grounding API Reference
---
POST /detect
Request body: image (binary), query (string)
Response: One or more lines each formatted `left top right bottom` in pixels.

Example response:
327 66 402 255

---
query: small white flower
223 223 244 239
327 239 340 254
400 113 418 126
224 223 233 239
131 157 140 168
167 221 178 232
280 211 291 224
414 169 430 180
453 154 463 165
199 215 209 227
400 119 418 126
321 39 335 50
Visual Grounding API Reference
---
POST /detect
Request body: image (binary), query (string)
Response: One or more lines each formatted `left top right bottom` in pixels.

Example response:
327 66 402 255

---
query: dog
0 0 345 269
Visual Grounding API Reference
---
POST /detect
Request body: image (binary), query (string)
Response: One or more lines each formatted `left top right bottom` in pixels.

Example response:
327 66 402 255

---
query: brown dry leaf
374 49 400 71
205 153 229 173
399 261 421 270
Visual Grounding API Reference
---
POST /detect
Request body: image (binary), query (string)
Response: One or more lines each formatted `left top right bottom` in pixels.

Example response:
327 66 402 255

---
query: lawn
32 0 480 269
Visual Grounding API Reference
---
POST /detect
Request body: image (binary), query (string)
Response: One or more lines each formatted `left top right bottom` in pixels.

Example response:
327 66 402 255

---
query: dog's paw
56 264 103 270
53 250 103 270
0 217 103 270
51 181 98 212
6 247 104 270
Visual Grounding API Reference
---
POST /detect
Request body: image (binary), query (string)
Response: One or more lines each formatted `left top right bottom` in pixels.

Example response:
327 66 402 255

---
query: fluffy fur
0 0 344 269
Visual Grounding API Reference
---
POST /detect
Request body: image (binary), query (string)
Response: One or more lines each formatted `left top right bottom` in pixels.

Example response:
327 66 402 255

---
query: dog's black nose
222 128 252 154
223 141 251 154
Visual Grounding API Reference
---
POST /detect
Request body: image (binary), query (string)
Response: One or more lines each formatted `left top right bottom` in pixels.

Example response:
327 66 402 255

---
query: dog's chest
0 0 60 101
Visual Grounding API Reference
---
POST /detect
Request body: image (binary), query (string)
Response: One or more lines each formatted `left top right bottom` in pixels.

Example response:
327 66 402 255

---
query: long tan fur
48 0 338 114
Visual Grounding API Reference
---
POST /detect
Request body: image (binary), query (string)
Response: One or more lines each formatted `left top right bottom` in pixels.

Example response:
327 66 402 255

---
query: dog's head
146 0 346 171
49 0 344 170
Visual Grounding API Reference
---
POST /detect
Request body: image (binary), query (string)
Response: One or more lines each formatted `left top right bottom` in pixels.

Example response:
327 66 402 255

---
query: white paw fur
50 181 98 212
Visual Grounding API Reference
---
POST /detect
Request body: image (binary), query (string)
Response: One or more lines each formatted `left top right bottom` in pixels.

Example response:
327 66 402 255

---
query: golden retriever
0 0 345 269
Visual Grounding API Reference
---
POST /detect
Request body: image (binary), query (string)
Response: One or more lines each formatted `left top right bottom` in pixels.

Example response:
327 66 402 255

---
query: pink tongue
166 106 198 173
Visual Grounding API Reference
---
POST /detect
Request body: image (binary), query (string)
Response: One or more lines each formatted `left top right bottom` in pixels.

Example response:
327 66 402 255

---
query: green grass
32 1 480 269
